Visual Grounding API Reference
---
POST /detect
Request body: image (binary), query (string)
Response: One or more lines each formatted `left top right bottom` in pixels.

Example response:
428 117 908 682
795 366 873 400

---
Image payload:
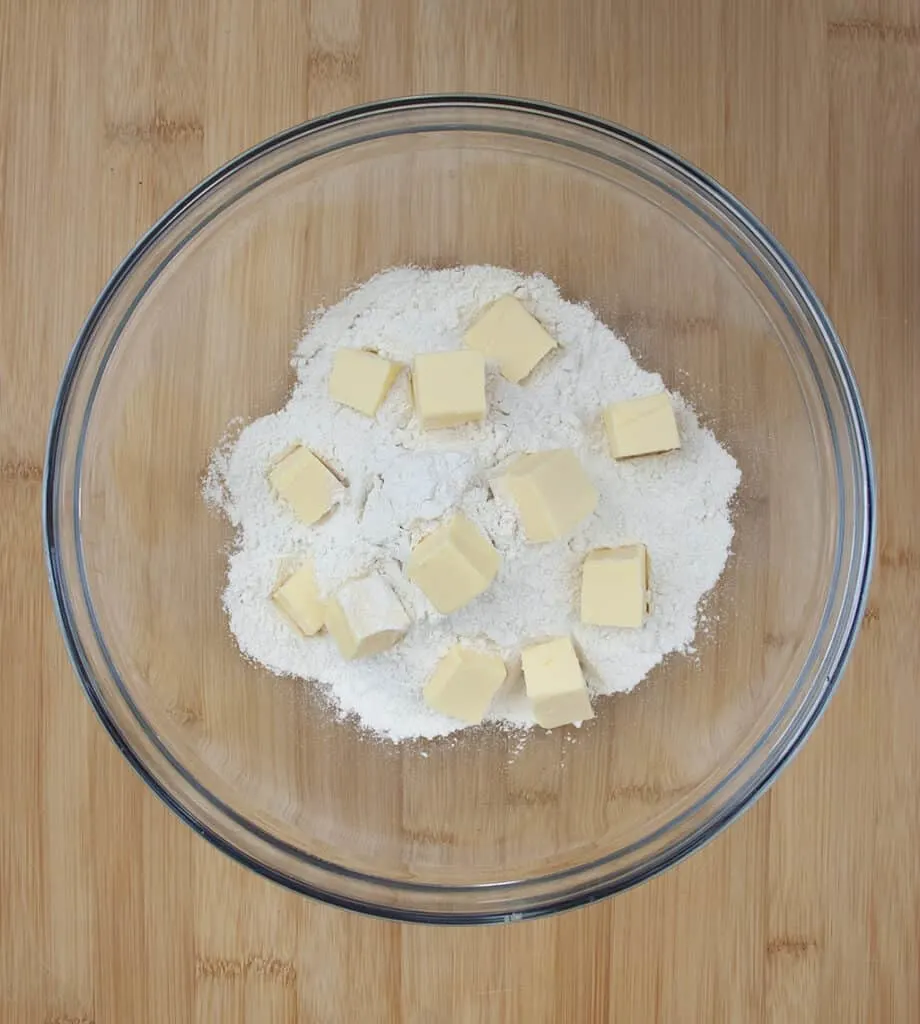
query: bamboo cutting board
1 1 917 1020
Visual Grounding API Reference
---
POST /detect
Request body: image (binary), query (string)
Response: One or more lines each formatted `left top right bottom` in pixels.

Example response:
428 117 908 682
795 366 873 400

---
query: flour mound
206 266 740 741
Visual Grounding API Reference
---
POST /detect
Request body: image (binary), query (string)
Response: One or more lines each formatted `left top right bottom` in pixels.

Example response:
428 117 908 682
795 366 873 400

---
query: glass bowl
44 97 875 923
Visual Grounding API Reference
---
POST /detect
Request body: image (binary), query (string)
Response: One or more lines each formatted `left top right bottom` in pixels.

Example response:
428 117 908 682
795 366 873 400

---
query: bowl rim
43 94 876 923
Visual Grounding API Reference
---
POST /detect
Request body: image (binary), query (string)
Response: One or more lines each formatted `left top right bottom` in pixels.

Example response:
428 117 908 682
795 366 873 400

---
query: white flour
205 266 740 741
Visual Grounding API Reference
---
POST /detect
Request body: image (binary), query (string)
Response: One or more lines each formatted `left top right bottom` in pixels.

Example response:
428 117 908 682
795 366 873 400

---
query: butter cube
272 562 325 636
325 575 410 660
464 296 558 383
581 544 651 628
521 636 595 729
328 349 401 416
604 392 680 459
412 350 486 429
496 449 598 542
407 514 501 613
423 646 507 724
268 445 344 526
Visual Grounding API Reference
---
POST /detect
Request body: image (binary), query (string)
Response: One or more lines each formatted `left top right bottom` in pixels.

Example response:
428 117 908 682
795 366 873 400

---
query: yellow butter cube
521 636 595 729
412 350 486 429
407 514 501 614
328 349 401 416
604 392 680 459
464 295 558 383
581 544 651 628
423 646 507 724
324 575 410 660
496 449 598 542
271 562 325 636
268 445 344 526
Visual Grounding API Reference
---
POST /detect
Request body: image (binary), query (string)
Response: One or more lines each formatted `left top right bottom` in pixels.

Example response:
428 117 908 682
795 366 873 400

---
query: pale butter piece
328 349 401 417
581 544 651 628
268 445 344 526
324 575 410 660
407 513 500 613
604 392 681 459
272 562 325 636
521 636 595 729
496 449 598 542
464 295 558 383
412 350 487 429
423 646 507 724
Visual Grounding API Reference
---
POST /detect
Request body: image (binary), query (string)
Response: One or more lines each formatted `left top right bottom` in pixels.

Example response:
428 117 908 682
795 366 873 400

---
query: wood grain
1 0 917 1020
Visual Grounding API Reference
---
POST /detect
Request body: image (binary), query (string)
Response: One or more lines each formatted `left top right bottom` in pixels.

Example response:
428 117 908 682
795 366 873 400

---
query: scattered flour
205 266 740 741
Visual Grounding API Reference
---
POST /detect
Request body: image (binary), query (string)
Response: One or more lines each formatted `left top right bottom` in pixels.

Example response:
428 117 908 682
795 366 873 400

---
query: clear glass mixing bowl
44 97 875 922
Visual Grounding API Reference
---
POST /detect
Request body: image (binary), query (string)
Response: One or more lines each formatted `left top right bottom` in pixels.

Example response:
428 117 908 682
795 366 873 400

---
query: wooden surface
1 0 917 1020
